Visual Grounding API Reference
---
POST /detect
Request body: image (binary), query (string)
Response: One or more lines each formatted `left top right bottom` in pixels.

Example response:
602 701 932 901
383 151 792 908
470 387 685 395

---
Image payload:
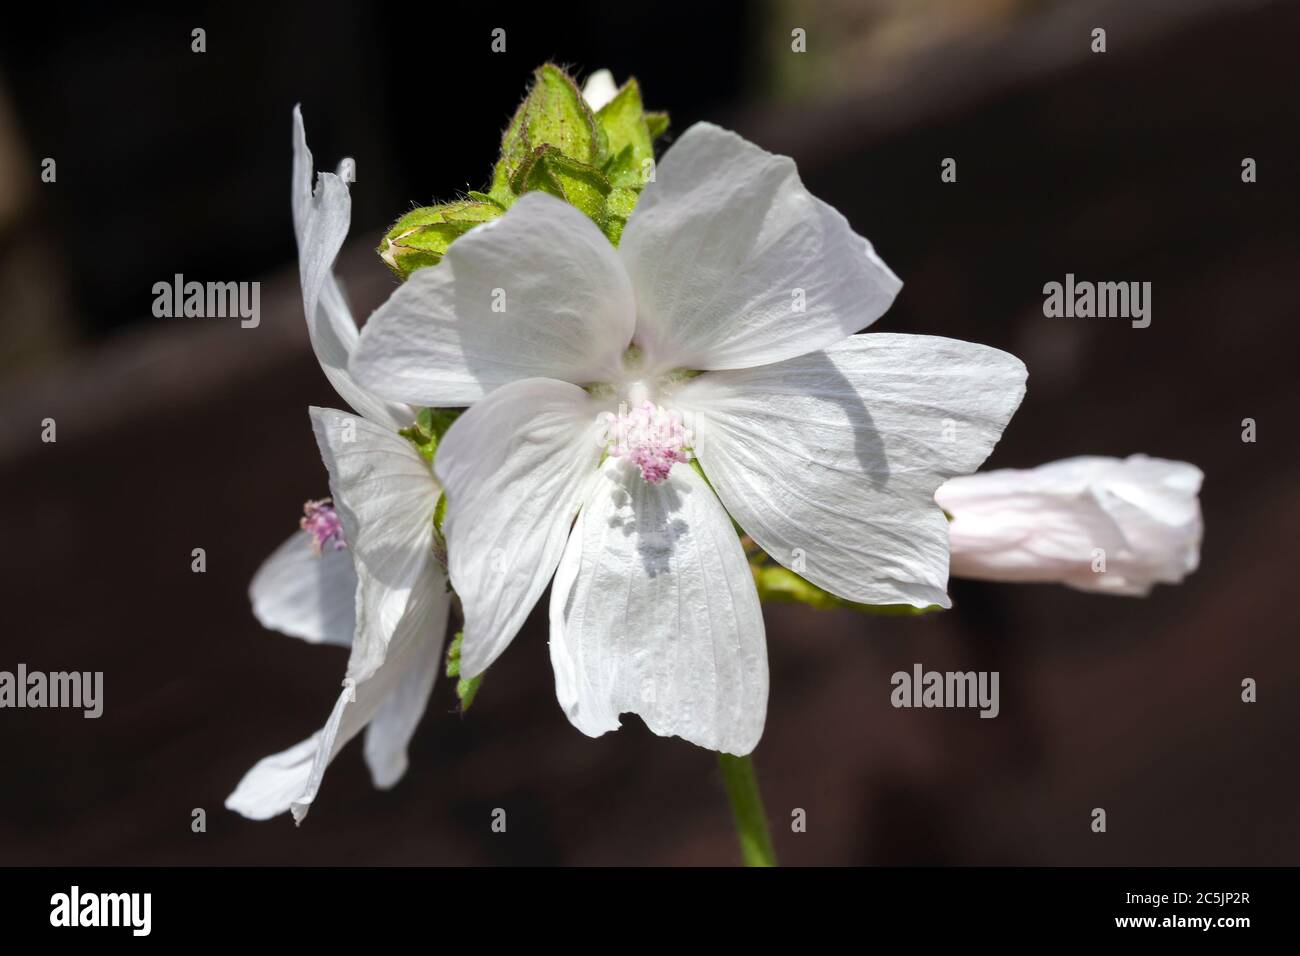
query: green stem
717 753 777 867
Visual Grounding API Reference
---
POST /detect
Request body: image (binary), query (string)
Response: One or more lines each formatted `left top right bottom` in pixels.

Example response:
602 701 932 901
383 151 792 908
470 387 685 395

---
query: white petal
226 571 450 822
249 530 356 646
434 378 606 676
310 407 440 682
350 193 635 406
224 736 320 821
292 107 412 431
363 609 444 789
937 454 1203 595
549 459 768 755
582 69 619 111
619 122 901 374
679 333 1027 608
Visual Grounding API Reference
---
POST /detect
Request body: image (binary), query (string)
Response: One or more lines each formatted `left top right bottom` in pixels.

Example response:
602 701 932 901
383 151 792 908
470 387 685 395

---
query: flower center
599 400 693 484
300 498 346 553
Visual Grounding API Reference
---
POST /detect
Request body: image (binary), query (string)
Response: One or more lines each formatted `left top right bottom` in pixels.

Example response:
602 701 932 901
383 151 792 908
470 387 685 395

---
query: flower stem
716 753 777 867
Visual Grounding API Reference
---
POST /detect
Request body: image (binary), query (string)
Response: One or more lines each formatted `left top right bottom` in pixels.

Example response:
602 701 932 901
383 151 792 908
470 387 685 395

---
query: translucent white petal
310 406 441 683
433 378 606 676
350 193 636 406
549 458 768 755
292 107 411 430
679 333 1027 608
619 122 901 373
225 571 450 822
363 608 444 789
249 530 356 646
224 736 319 822
937 454 1203 595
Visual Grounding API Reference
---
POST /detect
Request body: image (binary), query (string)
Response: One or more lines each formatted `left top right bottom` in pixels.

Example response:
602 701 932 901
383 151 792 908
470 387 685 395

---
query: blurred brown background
0 0 1297 865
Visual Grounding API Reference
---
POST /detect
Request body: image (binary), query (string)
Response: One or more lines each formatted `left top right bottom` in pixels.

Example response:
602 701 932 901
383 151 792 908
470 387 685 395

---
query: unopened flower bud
936 455 1203 596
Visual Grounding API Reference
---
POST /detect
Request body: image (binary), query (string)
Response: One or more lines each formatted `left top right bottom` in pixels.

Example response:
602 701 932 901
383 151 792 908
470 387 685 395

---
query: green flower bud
378 201 501 280
489 63 604 207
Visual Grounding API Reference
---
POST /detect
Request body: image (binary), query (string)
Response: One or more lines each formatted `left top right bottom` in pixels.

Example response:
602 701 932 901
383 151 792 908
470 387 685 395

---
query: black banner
0 867 1286 940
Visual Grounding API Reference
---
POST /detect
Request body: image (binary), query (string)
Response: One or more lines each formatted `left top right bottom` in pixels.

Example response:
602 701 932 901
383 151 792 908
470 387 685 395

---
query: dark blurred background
1 0 1297 865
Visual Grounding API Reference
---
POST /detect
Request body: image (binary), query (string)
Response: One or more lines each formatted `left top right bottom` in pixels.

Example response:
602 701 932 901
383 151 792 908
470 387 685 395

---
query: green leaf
752 563 943 616
489 64 604 206
445 631 484 712
378 201 501 280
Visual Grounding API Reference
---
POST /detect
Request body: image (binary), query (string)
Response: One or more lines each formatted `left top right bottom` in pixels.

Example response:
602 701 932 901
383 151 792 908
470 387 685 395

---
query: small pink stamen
301 498 346 553
600 401 693 484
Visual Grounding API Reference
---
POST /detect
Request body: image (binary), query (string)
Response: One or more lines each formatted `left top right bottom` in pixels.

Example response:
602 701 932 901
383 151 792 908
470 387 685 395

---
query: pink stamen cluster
300 498 346 554
601 401 693 484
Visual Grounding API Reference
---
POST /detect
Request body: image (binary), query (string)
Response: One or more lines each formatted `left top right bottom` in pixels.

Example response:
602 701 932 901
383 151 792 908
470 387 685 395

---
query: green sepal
601 184 638 245
512 144 613 226
645 111 670 140
433 493 447 535
444 631 484 711
398 406 459 463
489 63 604 207
379 201 501 280
593 79 654 190
752 563 943 616
592 80 669 243
430 493 448 571
397 425 435 461
421 407 458 441
466 190 505 208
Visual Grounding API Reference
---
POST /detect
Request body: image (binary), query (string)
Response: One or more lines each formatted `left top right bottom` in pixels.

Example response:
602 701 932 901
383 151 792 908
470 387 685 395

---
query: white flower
936 454 1203 596
349 123 1027 755
226 108 447 823
581 69 619 111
